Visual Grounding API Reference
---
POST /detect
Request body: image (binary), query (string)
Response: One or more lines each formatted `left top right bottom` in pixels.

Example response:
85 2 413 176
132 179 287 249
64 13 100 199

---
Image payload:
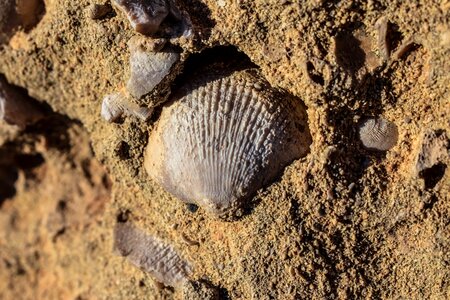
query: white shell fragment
113 0 169 35
114 222 192 287
359 117 398 151
145 70 311 216
101 93 152 122
127 38 179 98
0 75 44 129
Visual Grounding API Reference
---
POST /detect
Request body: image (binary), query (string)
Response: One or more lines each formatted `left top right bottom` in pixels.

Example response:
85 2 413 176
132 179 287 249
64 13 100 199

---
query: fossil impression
144 70 311 216
359 117 398 151
114 222 192 287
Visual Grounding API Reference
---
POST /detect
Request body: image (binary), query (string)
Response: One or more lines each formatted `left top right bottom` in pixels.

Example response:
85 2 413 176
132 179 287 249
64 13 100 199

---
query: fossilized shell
113 0 169 35
358 117 398 151
114 222 192 287
127 37 179 98
0 75 44 129
101 92 152 122
375 16 389 61
144 70 311 216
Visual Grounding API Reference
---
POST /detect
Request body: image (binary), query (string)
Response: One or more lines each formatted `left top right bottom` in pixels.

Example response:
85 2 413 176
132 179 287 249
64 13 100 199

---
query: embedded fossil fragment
87 3 112 20
144 69 311 216
101 92 152 122
412 130 448 188
113 0 169 35
114 221 192 287
113 0 192 38
358 117 398 151
0 75 45 129
127 37 179 98
375 16 389 61
391 37 416 61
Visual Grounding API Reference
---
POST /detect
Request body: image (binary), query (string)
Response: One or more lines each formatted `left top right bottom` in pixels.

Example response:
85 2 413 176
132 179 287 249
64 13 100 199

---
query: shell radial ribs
145 70 311 216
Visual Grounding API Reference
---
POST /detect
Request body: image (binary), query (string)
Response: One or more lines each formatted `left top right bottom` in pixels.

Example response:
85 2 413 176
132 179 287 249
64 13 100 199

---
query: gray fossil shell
127 38 179 99
359 117 398 151
0 75 44 129
113 0 169 35
114 222 192 287
144 70 311 216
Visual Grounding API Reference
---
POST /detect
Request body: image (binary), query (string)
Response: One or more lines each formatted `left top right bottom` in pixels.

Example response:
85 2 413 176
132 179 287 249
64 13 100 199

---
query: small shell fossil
358 117 398 151
0 75 45 129
101 92 152 122
127 37 179 99
114 221 192 287
144 69 311 216
113 0 169 35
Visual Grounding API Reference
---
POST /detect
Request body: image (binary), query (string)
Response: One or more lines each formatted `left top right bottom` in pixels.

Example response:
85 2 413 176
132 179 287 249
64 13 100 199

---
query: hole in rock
334 32 366 73
115 141 131 160
0 167 18 205
14 153 44 170
420 163 446 190
306 61 325 85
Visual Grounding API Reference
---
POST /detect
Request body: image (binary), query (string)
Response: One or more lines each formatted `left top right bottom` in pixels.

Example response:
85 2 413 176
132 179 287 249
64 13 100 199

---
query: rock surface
0 0 449 299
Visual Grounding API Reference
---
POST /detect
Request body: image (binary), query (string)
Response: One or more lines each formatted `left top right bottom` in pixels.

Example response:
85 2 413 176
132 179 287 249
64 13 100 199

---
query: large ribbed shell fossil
144 70 311 216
